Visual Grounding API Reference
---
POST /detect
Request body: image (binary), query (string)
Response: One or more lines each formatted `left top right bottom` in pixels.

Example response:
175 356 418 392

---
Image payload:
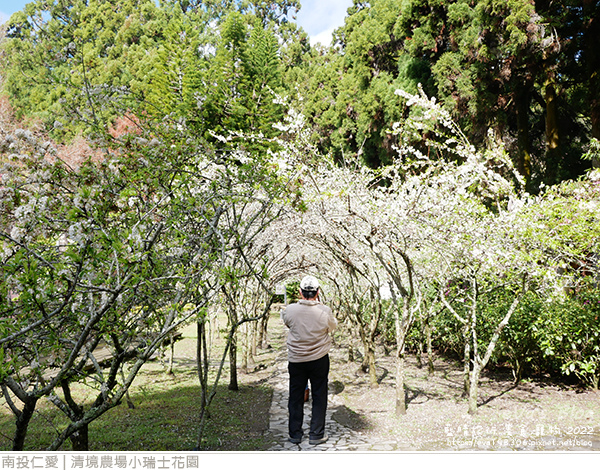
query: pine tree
144 5 207 126
2 0 166 138
201 12 284 140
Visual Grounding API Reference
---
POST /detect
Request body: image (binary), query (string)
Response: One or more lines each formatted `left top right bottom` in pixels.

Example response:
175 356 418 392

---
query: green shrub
492 291 543 380
535 282 600 389
426 283 600 389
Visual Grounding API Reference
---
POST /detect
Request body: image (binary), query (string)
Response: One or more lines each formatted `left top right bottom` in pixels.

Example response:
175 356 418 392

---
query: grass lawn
0 321 277 452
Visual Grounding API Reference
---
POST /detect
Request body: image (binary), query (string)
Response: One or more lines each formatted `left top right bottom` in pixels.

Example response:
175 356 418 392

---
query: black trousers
287 354 330 440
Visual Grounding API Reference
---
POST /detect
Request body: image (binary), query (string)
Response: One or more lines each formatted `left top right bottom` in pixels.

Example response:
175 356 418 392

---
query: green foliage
2 0 598 191
1 0 290 143
1 0 600 439
299 0 424 167
496 292 544 379
285 280 300 304
284 0 595 188
430 283 600 389
535 283 600 390
517 172 600 286
144 5 207 124
429 306 465 359
201 12 285 142
2 0 168 137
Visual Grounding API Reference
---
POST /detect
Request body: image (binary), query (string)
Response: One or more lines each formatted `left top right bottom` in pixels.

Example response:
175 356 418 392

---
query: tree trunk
395 350 406 416
462 325 471 397
544 70 561 184
69 425 89 451
258 311 269 348
167 333 175 375
441 293 468 391
250 321 257 358
120 367 135 409
417 308 435 375
515 82 532 185
241 322 256 371
584 0 600 167
12 397 38 451
228 329 239 391
378 251 415 417
416 335 424 369
194 319 213 450
468 361 482 415
467 282 527 414
366 344 378 387
394 301 411 416
195 325 233 450
358 327 379 387
425 320 434 376
241 324 248 371
197 320 208 411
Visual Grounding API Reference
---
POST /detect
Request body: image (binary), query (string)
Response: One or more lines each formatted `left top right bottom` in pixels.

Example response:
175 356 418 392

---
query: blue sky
0 0 27 23
294 0 353 45
0 0 352 46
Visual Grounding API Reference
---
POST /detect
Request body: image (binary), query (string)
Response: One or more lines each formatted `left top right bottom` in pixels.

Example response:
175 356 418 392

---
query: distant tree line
2 0 599 191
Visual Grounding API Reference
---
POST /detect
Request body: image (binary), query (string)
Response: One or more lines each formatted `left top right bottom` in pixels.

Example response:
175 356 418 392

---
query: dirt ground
253 310 600 452
326 344 600 451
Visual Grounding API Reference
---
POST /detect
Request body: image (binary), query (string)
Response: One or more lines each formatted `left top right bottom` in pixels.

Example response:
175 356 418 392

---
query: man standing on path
281 275 337 445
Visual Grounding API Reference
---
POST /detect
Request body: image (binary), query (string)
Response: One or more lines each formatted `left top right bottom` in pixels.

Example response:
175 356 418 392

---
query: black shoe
288 436 302 444
309 434 328 445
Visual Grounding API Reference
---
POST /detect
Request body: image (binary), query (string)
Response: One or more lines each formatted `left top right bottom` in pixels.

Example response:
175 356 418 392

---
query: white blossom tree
0 113 299 449
278 85 537 416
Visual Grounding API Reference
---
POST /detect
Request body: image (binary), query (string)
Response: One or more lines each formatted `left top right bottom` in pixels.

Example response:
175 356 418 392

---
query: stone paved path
266 353 382 451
